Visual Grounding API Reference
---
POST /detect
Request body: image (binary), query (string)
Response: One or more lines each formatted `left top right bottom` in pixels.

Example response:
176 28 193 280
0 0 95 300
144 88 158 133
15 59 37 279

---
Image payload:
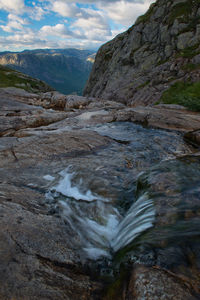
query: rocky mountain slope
0 65 52 93
84 0 200 109
0 49 95 95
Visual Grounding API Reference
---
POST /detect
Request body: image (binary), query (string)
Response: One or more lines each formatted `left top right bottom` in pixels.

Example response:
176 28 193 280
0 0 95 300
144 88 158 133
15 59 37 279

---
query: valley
0 49 95 95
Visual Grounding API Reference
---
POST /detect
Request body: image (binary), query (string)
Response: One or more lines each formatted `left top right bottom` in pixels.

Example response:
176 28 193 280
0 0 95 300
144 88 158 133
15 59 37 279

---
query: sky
0 0 155 52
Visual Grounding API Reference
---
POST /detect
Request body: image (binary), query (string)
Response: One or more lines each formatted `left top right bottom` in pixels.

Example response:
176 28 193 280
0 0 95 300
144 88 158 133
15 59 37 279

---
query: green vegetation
135 3 156 25
182 62 200 71
135 0 200 27
157 58 169 66
136 80 150 90
116 34 124 41
177 44 200 59
104 50 113 61
168 1 192 25
168 0 200 24
160 81 200 111
0 65 52 92
180 16 200 34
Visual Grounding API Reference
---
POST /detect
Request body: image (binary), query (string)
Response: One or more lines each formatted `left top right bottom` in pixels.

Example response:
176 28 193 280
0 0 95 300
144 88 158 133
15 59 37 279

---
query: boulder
127 265 197 300
114 105 200 132
184 129 200 146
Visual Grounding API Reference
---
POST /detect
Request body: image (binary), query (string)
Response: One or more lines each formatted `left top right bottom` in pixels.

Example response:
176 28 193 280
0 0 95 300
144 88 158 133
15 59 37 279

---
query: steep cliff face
0 49 95 95
84 0 200 106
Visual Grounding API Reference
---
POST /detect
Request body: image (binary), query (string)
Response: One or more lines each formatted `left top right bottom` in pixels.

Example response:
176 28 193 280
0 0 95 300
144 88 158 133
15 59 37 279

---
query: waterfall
111 194 155 252
45 168 155 259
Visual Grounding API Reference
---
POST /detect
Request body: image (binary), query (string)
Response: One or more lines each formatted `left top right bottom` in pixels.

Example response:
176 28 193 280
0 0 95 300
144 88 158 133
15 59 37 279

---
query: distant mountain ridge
0 48 95 95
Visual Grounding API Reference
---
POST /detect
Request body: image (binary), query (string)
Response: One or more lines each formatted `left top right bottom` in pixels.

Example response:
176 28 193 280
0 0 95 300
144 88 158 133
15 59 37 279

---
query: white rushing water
46 168 155 260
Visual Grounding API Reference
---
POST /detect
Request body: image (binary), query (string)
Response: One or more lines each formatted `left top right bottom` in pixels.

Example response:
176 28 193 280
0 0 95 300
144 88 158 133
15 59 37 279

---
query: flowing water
44 122 199 263
46 169 155 259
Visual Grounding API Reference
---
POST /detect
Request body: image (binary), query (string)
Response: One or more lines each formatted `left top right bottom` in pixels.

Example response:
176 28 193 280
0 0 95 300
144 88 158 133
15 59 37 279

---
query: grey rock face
177 31 194 49
84 0 200 106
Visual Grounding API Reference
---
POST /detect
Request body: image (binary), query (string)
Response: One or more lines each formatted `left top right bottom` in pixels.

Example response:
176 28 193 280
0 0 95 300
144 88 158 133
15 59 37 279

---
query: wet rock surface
127 265 198 300
119 155 200 299
0 88 200 299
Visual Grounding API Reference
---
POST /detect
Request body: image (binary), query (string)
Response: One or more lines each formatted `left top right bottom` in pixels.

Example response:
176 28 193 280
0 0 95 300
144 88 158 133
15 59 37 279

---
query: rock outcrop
84 0 200 106
1 87 200 299
113 105 200 132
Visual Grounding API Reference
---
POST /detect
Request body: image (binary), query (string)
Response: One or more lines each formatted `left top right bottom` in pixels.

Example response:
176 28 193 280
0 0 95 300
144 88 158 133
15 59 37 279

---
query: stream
44 122 200 272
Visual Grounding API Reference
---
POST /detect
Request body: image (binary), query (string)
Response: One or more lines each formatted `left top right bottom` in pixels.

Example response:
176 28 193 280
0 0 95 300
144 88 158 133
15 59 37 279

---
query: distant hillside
0 49 95 95
0 65 52 93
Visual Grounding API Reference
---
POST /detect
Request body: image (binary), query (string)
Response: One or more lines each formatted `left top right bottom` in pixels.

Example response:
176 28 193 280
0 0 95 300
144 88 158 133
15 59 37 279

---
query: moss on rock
135 3 156 25
160 81 200 111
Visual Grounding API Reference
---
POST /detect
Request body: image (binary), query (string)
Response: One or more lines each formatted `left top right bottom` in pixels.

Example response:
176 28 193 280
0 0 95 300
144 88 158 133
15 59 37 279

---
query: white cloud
51 1 80 17
29 5 46 20
0 30 58 50
40 23 83 39
0 0 25 14
7 14 26 23
74 10 108 30
40 23 70 36
1 21 22 32
101 0 154 26
72 8 111 42
0 13 28 32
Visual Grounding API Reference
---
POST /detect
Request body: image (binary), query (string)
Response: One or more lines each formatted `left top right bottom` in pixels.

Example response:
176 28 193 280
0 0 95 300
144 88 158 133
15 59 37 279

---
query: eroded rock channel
1 89 200 299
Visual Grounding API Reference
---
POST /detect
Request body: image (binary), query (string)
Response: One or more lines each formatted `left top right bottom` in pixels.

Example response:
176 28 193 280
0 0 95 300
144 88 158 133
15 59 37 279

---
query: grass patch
177 44 200 59
0 65 52 92
168 1 192 24
179 16 200 33
136 81 150 90
168 0 200 25
135 0 200 27
157 58 169 66
160 81 200 111
135 3 156 25
182 62 200 71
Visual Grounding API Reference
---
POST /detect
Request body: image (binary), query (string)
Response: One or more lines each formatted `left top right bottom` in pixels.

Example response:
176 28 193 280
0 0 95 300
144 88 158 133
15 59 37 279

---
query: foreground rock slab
0 88 200 299
0 130 109 299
